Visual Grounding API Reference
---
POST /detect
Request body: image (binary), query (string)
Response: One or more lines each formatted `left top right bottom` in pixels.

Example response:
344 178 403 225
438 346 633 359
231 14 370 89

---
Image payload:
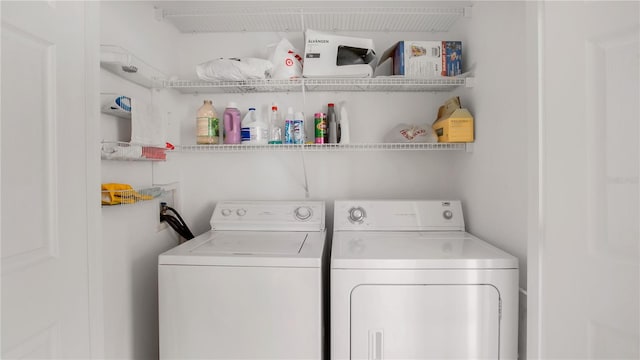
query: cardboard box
432 96 474 143
302 29 377 78
378 40 462 78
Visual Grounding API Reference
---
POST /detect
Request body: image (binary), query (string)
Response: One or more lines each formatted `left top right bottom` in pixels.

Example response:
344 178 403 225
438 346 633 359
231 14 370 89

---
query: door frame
83 2 104 358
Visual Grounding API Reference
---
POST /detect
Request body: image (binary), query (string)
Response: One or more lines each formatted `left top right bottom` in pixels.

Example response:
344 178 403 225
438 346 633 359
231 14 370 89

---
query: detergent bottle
241 108 268 145
223 102 241 144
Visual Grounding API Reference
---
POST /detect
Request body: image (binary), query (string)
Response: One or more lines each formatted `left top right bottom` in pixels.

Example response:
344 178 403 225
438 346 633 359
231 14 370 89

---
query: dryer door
351 284 500 360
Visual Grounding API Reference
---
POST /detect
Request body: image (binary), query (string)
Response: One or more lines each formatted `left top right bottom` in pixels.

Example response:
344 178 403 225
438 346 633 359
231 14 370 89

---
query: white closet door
1 1 93 358
539 1 639 358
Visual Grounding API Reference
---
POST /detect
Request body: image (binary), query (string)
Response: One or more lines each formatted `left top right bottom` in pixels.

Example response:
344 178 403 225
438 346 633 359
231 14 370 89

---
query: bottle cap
249 107 256 111
227 102 238 108
271 102 278 111
328 103 335 107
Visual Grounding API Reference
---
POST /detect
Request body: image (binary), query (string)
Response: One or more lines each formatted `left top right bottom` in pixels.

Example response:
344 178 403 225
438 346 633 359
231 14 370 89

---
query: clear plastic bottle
196 100 219 144
327 103 338 144
268 103 283 144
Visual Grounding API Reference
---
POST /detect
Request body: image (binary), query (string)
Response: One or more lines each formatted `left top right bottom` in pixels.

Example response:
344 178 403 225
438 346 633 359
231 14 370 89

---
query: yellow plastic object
101 183 154 205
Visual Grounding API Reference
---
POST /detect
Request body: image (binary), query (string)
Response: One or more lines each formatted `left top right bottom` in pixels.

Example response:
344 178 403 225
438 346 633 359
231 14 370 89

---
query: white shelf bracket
153 7 164 22
465 77 476 88
465 143 474 153
464 6 473 18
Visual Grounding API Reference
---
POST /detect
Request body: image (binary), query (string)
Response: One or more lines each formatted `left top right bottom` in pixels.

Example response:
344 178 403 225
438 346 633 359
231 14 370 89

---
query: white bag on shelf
268 38 303 79
196 58 273 81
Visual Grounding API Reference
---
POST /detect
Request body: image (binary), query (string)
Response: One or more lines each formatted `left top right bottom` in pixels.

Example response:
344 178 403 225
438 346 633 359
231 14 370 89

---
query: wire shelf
175 143 467 153
101 185 167 206
100 45 167 89
164 77 468 94
157 5 466 33
101 141 169 161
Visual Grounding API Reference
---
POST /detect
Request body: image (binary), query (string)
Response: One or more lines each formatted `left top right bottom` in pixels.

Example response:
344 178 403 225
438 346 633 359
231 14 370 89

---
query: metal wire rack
175 143 467 153
156 5 467 33
164 77 469 94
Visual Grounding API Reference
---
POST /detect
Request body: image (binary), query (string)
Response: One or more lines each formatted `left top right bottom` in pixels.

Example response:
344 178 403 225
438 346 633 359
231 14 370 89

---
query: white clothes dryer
331 200 519 360
159 200 327 359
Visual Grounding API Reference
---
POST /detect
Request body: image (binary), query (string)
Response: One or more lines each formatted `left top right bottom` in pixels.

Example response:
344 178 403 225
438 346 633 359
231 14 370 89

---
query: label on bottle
197 117 219 137
285 120 295 144
314 113 327 144
293 120 304 144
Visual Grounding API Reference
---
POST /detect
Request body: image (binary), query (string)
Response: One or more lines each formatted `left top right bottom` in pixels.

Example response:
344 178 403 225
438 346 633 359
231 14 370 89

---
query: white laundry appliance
158 200 327 359
331 200 519 360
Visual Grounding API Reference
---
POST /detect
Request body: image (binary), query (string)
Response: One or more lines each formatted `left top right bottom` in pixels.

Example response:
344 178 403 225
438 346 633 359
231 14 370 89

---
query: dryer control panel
211 201 325 231
334 200 465 231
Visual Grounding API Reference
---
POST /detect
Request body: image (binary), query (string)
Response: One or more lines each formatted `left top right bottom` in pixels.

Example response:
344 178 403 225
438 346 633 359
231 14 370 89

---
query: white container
241 108 268 145
339 106 350 144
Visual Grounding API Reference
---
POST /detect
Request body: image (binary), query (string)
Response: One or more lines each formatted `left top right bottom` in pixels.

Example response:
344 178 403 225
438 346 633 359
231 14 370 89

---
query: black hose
160 203 195 241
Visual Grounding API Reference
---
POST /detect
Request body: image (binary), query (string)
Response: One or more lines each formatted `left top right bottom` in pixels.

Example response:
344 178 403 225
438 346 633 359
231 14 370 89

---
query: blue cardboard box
378 40 462 77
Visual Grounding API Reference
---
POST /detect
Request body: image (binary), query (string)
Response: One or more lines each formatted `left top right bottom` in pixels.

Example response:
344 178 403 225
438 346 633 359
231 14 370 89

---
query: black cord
160 203 195 241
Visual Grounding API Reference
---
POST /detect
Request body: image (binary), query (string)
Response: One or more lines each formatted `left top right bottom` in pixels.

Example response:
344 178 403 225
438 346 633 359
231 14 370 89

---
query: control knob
221 208 232 216
348 207 366 224
294 206 312 221
236 208 247 216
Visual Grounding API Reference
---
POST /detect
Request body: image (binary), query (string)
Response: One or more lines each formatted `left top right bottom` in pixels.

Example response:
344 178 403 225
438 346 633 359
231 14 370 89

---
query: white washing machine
331 200 519 360
159 200 327 359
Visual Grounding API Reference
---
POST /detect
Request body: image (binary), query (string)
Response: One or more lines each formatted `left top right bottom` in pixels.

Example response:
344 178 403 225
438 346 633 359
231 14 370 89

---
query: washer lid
159 230 326 267
331 231 518 269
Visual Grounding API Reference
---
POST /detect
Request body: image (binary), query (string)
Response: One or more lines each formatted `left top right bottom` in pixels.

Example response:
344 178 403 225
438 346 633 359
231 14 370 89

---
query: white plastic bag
268 38 303 79
383 123 438 143
196 58 273 81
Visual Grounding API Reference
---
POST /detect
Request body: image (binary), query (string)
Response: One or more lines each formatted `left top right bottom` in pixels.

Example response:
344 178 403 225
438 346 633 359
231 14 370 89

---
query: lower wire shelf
175 143 468 153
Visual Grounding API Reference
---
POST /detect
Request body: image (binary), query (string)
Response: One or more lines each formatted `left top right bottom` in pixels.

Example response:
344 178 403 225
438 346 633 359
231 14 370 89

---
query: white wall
450 2 530 358
100 2 181 358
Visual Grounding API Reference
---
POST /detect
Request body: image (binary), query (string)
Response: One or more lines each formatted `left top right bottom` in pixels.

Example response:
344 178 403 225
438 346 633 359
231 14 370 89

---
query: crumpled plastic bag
383 123 438 143
196 57 273 81
268 38 303 79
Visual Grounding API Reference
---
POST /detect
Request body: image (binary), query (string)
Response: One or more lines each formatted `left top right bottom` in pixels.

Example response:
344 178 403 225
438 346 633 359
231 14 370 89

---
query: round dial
443 210 453 220
236 208 247 216
221 208 232 216
348 207 366 224
294 206 312 221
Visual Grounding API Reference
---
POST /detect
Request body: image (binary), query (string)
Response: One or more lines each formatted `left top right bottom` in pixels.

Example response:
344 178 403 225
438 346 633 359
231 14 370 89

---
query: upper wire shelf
155 5 468 33
100 45 167 89
164 77 470 94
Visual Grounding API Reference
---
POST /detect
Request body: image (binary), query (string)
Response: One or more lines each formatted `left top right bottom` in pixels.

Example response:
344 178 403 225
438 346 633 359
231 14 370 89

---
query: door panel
540 1 639 358
1 1 92 358
351 284 500 360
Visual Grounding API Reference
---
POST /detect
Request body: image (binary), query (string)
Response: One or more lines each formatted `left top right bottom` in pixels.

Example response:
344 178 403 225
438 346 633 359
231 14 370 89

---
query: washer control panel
211 201 325 231
334 200 465 231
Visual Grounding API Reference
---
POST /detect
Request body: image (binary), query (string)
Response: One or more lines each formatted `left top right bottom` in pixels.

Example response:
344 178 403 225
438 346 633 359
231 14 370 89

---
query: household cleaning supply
196 100 219 144
223 102 241 144
284 107 296 144
293 112 305 144
101 94 131 118
241 108 268 145
327 103 337 143
339 105 350 144
314 112 327 144
268 103 283 144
